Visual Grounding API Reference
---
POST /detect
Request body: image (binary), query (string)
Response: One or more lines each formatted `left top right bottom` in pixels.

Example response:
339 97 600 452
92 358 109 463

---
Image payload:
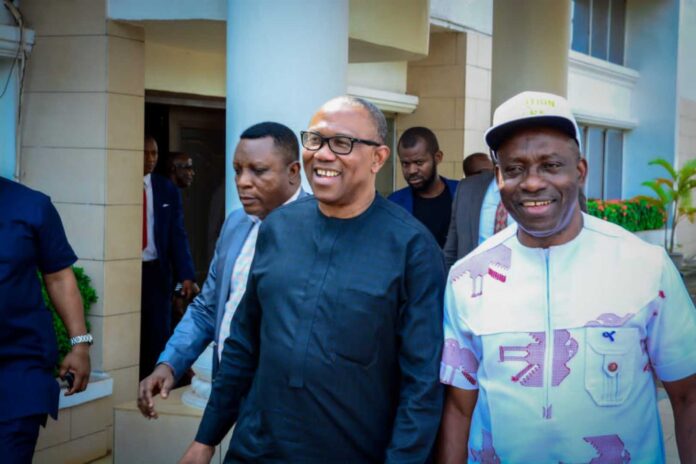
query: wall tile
411 32 457 67
21 148 106 204
465 65 491 100
36 409 71 451
464 129 488 155
398 98 456 130
464 97 492 131
107 21 145 42
109 366 139 406
32 430 108 464
71 396 114 439
25 36 107 92
106 149 142 205
108 37 145 96
436 129 465 162
22 92 107 149
106 94 144 150
54 203 106 260
75 259 105 316
102 259 142 316
477 34 493 70
21 0 106 36
105 205 142 260
90 312 140 371
407 65 465 98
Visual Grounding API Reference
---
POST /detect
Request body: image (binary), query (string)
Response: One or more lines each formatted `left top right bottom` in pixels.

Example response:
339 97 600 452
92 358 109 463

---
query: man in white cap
436 91 696 463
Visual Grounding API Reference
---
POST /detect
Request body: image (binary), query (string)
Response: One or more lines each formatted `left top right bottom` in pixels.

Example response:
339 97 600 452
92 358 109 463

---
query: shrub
586 197 666 232
39 266 98 369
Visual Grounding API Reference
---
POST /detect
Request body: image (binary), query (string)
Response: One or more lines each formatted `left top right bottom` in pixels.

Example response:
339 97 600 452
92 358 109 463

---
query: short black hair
331 96 388 144
240 122 299 165
398 127 440 156
463 152 492 172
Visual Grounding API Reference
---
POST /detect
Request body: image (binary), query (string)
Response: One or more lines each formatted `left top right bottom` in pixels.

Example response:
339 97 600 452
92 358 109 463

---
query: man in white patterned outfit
436 91 696 463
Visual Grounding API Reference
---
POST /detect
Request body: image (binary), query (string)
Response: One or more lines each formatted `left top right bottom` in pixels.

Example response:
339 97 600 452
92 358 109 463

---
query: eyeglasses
173 163 194 171
300 131 381 155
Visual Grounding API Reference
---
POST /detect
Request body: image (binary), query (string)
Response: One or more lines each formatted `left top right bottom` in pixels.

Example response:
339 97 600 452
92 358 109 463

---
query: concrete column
491 0 571 110
0 58 18 178
225 0 349 212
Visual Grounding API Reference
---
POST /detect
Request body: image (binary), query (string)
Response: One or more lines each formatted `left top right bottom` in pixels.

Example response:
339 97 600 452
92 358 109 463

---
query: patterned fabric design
583 435 631 463
440 338 478 386
450 244 512 297
470 430 501 464
217 221 260 359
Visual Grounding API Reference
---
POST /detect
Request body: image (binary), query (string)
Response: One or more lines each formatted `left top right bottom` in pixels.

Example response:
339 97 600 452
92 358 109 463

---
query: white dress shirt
142 174 158 261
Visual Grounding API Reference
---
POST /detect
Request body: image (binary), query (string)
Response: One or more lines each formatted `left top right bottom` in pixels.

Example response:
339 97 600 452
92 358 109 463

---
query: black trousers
140 260 172 380
0 414 46 464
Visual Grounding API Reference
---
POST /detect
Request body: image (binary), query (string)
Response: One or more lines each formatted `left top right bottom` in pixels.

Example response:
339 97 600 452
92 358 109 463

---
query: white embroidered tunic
442 213 696 463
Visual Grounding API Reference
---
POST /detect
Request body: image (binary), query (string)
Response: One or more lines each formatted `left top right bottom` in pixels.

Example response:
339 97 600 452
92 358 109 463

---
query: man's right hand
137 363 175 419
179 441 215 464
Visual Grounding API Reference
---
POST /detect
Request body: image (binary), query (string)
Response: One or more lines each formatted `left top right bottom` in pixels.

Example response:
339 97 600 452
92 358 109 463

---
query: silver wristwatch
69 334 94 347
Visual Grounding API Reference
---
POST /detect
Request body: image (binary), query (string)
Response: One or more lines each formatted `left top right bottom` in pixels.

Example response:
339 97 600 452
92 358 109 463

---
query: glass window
580 124 624 199
571 0 626 65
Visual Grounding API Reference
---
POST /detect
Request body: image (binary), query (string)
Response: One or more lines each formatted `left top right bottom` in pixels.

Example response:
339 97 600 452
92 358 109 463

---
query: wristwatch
69 334 94 347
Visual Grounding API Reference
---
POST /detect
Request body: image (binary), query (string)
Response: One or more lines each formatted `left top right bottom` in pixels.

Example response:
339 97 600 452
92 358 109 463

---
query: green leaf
649 158 677 179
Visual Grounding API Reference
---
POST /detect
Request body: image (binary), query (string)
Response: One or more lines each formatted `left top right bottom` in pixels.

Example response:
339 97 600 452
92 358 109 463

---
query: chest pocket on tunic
584 327 640 406
331 288 387 367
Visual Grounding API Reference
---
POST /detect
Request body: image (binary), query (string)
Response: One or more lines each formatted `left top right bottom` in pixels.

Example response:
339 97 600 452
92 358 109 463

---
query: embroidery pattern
450 244 512 297
470 430 501 464
582 435 631 463
441 338 478 386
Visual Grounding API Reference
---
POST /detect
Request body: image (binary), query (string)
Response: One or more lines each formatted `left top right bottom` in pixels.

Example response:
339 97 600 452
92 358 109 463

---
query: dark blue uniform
0 178 77 461
196 195 445 463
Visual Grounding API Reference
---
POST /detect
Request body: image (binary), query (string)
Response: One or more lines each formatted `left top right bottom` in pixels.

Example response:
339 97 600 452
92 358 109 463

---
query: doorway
145 91 226 284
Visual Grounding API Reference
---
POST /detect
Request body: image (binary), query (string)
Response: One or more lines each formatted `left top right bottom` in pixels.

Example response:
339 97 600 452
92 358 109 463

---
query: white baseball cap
485 91 581 156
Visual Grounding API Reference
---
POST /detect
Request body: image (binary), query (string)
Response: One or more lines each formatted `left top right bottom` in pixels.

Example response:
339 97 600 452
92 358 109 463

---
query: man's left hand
59 344 91 395
180 280 200 300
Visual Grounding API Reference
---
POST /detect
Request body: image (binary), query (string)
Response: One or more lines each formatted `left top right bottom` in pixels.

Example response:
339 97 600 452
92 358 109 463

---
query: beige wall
395 31 492 189
19 0 144 460
491 0 570 109
677 97 696 257
145 41 226 97
349 0 429 62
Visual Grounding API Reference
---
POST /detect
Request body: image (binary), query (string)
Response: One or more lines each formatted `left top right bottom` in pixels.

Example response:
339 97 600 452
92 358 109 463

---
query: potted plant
640 157 696 267
586 198 665 239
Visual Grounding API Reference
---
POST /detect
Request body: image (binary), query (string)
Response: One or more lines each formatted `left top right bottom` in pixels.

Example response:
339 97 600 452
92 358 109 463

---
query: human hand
59 344 91 395
180 280 200 300
137 364 175 419
178 441 215 464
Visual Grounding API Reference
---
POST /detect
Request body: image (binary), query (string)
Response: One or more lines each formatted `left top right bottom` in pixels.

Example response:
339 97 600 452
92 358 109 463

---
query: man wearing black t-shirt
388 127 459 247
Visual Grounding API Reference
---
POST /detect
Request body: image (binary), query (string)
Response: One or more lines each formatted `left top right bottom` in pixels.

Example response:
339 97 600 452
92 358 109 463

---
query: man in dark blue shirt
180 97 445 463
0 177 92 463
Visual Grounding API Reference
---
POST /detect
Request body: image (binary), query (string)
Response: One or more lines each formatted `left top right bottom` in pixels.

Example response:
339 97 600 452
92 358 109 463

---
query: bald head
321 96 387 144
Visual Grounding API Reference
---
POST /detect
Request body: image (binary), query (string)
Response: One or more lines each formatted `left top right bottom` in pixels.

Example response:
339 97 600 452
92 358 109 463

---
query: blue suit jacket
158 189 309 378
387 176 459 213
151 173 195 284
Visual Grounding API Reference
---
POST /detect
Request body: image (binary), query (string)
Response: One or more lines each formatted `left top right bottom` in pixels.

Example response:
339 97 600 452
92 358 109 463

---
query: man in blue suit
388 127 459 247
140 136 197 380
137 122 304 418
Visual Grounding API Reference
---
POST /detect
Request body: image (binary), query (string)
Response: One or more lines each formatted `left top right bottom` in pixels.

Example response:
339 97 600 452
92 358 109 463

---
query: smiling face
496 126 587 248
303 100 390 218
233 136 300 219
398 137 441 194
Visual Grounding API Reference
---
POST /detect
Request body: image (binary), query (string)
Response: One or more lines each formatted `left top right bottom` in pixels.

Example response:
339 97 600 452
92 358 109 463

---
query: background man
180 96 445 463
138 122 304 418
141 136 197 380
0 177 91 461
437 91 696 463
167 152 195 189
462 152 493 177
388 126 459 247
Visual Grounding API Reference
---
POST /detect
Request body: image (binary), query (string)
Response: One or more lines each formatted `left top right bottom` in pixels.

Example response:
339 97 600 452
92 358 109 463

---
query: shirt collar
144 173 151 187
248 186 302 223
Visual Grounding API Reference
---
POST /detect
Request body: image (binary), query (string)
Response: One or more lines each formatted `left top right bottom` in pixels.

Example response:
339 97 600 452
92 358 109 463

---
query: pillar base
113 387 232 463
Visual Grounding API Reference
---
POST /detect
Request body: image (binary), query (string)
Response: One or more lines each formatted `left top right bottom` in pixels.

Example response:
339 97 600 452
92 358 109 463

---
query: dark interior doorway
145 92 226 284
